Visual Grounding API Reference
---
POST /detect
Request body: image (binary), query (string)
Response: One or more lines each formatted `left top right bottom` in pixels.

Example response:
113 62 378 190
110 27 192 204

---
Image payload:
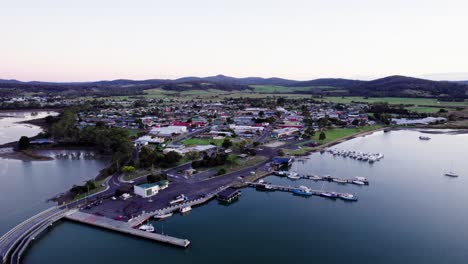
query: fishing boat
256 183 275 191
154 212 173 219
138 223 155 232
323 175 333 181
332 178 348 184
339 193 358 201
445 172 459 177
292 186 313 196
419 136 431 140
445 162 459 177
179 206 192 214
287 172 301 180
320 192 338 199
309 175 322 181
354 177 369 184
352 180 366 185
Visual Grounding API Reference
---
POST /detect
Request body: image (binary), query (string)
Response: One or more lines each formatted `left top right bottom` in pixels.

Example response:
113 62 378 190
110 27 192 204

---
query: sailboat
445 162 459 177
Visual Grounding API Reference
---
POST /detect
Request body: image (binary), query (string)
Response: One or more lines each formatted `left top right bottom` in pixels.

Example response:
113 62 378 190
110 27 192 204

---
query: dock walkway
65 210 190 248
247 182 356 198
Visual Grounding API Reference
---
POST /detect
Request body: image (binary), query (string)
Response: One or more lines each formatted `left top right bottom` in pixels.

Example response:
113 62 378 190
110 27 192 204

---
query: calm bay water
0 111 108 235
22 129 468 264
0 111 58 145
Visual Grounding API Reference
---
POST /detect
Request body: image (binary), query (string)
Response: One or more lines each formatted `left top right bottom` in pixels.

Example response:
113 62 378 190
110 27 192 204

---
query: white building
150 126 188 137
134 183 160 198
272 127 300 138
134 135 165 146
229 125 264 134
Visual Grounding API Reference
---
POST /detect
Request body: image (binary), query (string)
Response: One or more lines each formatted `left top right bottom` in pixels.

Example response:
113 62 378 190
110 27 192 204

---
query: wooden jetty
65 210 190 248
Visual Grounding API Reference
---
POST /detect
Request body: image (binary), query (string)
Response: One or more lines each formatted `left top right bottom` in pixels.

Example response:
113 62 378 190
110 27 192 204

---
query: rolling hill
1 75 467 98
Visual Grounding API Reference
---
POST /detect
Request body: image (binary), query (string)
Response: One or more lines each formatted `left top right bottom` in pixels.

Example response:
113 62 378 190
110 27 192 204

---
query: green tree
122 165 136 174
277 149 285 156
217 168 227 175
186 151 200 161
319 131 326 141
18 136 30 150
222 138 233 149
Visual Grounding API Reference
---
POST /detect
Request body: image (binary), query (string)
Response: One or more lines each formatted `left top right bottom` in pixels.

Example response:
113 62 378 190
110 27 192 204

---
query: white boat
154 212 173 219
445 162 459 177
309 175 322 180
445 171 459 177
376 153 384 160
320 192 338 198
339 193 358 201
352 180 365 185
332 178 348 184
138 223 155 232
180 206 192 214
287 172 301 180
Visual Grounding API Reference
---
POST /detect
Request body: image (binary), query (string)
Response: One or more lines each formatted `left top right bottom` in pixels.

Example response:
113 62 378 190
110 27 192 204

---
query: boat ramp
65 210 190 248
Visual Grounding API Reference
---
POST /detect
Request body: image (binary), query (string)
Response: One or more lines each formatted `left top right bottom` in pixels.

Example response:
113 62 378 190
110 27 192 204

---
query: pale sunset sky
1 0 467 81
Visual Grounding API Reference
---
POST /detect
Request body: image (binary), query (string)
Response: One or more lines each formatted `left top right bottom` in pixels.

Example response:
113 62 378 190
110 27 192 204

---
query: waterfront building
134 183 160 198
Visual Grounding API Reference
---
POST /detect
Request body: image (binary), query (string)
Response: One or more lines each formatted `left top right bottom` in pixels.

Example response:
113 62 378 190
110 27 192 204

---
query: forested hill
347 76 468 98
1 74 467 98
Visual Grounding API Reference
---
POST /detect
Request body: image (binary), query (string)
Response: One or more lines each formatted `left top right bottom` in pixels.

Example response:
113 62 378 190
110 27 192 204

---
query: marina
19 130 468 264
274 171 370 185
323 148 384 163
247 182 358 201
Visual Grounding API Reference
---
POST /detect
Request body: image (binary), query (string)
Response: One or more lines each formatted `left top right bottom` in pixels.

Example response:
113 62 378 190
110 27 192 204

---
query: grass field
284 125 382 156
405 106 445 113
250 85 334 93
182 138 226 146
318 96 468 108
313 125 382 144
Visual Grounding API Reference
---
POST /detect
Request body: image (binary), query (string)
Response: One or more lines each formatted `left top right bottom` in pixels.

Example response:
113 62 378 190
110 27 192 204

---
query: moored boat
352 180 365 185
287 172 301 180
320 192 338 199
419 136 431 140
154 212 173 219
138 223 155 232
256 184 275 191
292 186 313 196
179 206 192 214
445 171 459 177
332 178 347 184
339 193 358 201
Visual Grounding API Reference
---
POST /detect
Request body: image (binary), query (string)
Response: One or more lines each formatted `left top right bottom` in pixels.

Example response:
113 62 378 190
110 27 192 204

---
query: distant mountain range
0 74 467 98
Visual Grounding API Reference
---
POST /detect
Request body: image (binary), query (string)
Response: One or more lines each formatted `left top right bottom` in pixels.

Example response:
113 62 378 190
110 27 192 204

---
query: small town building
134 183 160 198
271 127 300 138
150 126 188 137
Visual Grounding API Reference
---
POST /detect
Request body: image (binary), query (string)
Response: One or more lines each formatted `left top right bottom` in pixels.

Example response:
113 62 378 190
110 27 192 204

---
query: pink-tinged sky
1 0 468 82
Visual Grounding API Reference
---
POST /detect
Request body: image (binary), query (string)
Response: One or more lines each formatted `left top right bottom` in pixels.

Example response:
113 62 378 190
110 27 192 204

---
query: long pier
300 174 369 185
65 210 190 248
274 171 369 185
247 182 357 200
